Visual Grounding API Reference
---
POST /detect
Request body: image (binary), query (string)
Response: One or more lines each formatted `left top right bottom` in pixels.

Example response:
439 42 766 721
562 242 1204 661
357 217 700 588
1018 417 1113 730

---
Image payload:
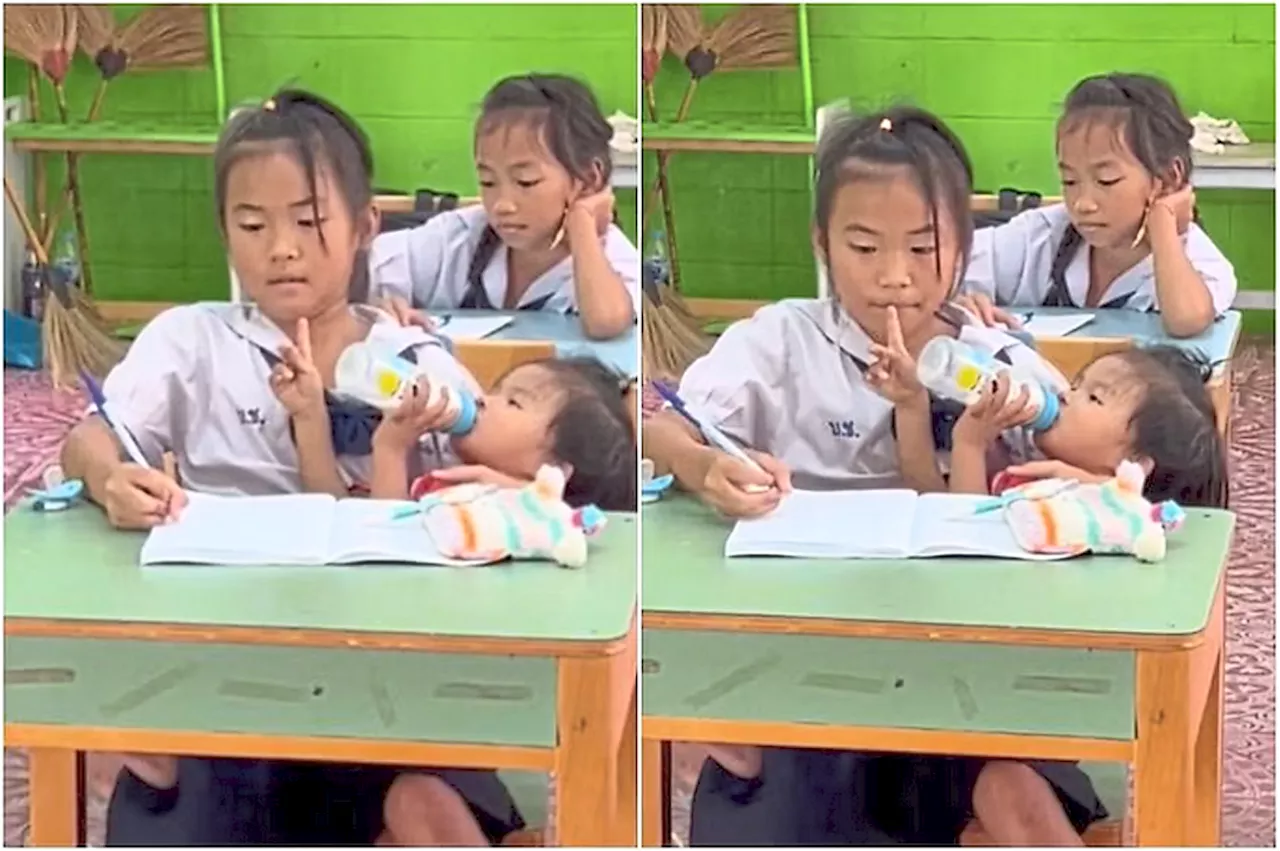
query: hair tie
879 117 893 132
263 97 278 112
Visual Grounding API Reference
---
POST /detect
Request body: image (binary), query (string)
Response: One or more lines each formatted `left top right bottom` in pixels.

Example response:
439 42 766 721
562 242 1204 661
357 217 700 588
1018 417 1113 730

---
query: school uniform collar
794 299 877 372
1065 243 1151 309
211 301 438 356
481 241 573 312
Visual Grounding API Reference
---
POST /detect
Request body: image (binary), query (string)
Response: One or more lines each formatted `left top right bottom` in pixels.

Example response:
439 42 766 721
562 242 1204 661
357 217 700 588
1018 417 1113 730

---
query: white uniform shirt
100 303 477 497
369 204 640 314
678 299 1044 492
963 204 1237 315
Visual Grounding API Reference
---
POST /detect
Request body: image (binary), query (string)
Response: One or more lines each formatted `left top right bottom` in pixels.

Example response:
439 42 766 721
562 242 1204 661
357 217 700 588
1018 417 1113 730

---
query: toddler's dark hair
214 88 376 301
1047 73 1197 305
1114 346 1227 508
814 105 975 289
463 74 614 309
521 356 636 511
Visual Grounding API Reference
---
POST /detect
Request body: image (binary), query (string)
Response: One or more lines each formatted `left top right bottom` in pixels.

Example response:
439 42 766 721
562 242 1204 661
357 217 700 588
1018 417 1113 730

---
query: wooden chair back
1033 336 1133 381
453 339 556 390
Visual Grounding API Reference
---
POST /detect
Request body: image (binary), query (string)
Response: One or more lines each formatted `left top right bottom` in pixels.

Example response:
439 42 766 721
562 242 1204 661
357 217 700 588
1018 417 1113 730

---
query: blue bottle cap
1030 388 1060 431
449 390 478 436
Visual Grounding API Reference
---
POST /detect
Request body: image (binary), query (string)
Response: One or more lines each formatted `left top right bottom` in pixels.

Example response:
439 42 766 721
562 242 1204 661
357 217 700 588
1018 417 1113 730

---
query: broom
5 5 95 292
675 5 797 122
39 4 208 257
4 173 123 389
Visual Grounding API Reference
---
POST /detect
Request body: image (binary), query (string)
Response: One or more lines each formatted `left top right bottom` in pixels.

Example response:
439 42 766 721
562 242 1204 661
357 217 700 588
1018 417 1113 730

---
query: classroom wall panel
652 3 1274 331
13 3 637 302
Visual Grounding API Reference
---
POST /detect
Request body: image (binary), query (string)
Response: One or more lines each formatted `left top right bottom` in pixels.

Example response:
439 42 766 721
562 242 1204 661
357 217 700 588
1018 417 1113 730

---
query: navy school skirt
104 757 525 846
689 749 1106 847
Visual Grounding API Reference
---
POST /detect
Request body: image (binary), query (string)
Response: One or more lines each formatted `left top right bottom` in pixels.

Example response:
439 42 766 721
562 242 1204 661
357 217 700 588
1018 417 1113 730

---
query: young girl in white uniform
962 73 1236 338
370 74 639 339
63 89 634 847
645 106 1107 846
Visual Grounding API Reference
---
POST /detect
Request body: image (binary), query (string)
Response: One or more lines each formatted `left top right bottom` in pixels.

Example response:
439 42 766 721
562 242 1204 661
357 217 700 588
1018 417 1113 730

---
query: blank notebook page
328 499 477 565
725 489 920 558
910 493 1063 560
140 492 335 566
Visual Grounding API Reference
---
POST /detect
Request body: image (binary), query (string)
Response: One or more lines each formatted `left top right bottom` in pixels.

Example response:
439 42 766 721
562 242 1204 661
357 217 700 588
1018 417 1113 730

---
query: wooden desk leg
641 737 667 846
1134 647 1200 846
555 633 635 846
1190 640 1225 845
28 748 82 846
616 686 639 847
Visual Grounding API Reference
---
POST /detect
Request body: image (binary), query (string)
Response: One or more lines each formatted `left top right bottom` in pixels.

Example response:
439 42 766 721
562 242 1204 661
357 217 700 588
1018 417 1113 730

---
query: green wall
10 3 637 301
650 3 1275 331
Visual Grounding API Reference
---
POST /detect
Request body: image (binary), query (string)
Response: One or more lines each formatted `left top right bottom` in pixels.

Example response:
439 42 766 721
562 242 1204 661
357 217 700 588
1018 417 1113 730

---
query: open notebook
725 490 1070 561
434 315 513 340
140 492 482 567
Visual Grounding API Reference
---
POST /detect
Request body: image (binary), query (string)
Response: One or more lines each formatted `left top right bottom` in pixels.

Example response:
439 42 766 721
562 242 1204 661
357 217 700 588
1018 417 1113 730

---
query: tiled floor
3 343 1275 846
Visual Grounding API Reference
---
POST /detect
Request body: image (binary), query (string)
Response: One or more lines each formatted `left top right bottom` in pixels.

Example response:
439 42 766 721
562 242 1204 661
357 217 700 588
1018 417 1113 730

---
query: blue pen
80 370 151 468
651 381 770 479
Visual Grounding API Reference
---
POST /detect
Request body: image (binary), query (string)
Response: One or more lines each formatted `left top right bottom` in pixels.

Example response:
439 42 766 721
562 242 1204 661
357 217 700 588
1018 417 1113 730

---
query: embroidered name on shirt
237 407 266 427
827 420 861 439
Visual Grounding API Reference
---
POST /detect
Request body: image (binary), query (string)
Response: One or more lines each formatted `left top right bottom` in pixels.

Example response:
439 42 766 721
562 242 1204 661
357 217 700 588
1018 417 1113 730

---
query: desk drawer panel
6 636 556 747
642 629 1134 740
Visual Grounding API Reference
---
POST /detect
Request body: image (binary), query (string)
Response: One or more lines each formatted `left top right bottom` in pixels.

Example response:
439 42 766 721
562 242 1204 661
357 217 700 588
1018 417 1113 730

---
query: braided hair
464 74 614 309
1046 73 1198 307
214 88 376 302
814 105 976 291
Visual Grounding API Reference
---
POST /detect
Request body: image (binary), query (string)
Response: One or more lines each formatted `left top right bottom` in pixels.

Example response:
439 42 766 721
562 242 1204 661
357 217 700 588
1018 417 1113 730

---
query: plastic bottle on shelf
334 341 478 436
916 335 1060 431
52 229 80 290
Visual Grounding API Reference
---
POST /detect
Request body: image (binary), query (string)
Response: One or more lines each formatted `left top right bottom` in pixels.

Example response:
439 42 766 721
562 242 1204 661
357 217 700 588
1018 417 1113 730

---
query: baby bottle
334 341 478 436
916 335 1059 431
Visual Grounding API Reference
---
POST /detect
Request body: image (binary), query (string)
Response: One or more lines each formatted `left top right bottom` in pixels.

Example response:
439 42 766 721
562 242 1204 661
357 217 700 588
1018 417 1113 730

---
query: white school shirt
99 302 478 497
963 204 1237 315
369 204 640 314
678 299 1043 492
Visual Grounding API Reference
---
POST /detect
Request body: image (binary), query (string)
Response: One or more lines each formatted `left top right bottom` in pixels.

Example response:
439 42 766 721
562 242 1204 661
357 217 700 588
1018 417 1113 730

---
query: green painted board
5 504 636 643
6 636 557 748
642 497 1232 637
643 629 1135 741
5 121 221 146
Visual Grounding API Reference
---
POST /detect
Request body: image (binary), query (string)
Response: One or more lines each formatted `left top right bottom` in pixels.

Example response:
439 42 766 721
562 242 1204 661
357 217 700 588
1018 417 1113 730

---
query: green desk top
642 497 1234 637
5 503 636 644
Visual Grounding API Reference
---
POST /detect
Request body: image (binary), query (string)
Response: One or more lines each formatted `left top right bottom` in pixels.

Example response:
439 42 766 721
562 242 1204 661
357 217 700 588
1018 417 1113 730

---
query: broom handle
26 65 49 244
210 2 227 119
53 86 94 294
42 78 110 253
5 174 51 266
640 83 683 293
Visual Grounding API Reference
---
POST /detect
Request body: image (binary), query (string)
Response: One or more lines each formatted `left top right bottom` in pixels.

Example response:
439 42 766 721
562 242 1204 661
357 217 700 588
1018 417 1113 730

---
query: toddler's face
818 167 959 347
476 121 576 253
224 148 373 325
452 363 561 480
1057 119 1159 251
1034 355 1139 474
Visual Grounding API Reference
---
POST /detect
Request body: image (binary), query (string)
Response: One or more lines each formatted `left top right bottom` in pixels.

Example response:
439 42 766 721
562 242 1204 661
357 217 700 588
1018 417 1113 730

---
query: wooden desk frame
10 616 639 848
640 578 1226 847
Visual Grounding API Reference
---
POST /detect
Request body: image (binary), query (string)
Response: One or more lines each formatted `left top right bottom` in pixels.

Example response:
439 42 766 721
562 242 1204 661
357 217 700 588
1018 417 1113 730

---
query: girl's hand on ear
375 293 436 331
1151 184 1195 235
567 187 615 239
1003 459 1109 485
952 372 1039 449
868 306 928 408
372 378 452 451
270 318 327 421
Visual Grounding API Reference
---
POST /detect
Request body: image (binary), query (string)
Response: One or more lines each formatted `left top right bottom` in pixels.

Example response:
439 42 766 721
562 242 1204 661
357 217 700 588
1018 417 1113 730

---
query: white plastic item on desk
916 335 1060 432
334 341 478 436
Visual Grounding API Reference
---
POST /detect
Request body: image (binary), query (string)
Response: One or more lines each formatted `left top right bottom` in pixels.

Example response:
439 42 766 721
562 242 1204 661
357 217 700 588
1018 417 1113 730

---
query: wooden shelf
6 120 220 155
642 119 814 155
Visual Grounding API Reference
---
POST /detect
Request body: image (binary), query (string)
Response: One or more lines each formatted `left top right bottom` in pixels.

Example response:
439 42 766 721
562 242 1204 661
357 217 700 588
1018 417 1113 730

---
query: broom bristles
642 284 712 382
707 5 797 70
76 3 117 58
4 5 63 67
663 4 705 60
43 289 124 389
118 4 208 69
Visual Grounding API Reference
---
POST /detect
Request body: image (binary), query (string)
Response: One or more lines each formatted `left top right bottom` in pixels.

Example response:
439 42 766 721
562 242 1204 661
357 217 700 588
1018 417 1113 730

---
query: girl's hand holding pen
700 449 792 519
103 463 186 530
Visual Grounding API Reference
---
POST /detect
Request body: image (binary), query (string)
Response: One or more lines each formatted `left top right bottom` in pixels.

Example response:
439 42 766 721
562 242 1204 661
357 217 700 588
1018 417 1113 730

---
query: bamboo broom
4 172 123 388
676 5 797 121
5 4 95 292
40 4 208 255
